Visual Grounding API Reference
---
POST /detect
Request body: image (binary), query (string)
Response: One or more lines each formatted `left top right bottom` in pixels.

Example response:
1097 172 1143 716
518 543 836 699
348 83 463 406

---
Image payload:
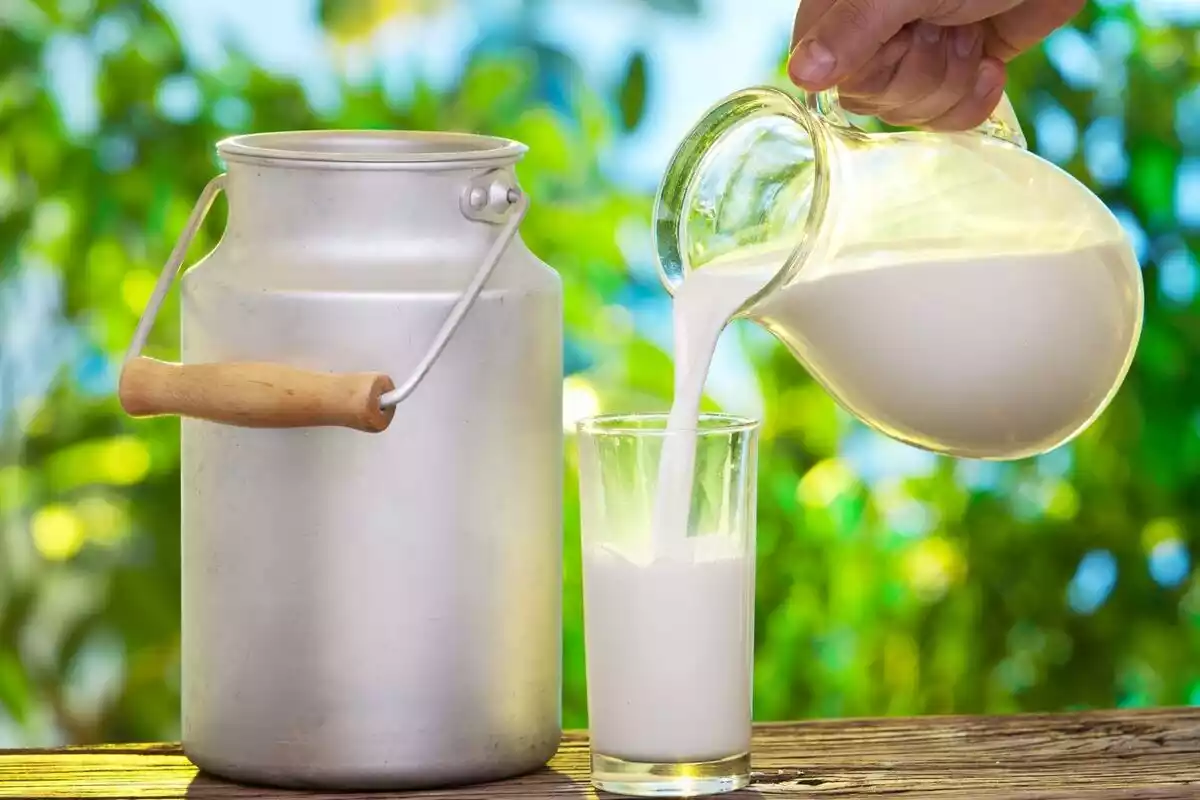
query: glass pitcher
654 88 1144 461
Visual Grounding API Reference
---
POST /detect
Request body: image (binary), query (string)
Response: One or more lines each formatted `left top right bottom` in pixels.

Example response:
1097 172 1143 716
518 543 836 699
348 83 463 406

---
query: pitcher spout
653 87 832 310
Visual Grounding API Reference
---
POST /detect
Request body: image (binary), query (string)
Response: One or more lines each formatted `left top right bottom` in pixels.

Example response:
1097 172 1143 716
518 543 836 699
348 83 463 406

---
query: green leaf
0 649 33 725
618 51 648 132
1129 138 1178 227
315 0 375 38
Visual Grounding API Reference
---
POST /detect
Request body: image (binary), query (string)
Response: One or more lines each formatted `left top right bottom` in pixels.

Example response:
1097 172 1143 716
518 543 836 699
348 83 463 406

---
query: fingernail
974 62 1001 98
916 23 942 45
954 26 978 59
790 39 836 85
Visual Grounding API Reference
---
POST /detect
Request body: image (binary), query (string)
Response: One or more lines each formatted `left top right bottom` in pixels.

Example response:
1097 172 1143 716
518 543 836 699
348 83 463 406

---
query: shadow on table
182 766 809 798
184 764 587 798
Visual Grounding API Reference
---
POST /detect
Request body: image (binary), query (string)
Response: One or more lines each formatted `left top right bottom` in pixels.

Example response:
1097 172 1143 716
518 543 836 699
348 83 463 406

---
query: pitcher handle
809 88 1027 149
119 173 528 434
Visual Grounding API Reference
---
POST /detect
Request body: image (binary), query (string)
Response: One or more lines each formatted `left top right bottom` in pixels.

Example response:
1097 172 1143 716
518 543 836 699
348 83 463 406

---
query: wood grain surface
2 708 1198 799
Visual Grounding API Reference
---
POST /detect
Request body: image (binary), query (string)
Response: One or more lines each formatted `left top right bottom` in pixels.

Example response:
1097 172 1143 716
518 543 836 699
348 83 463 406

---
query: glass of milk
577 413 759 797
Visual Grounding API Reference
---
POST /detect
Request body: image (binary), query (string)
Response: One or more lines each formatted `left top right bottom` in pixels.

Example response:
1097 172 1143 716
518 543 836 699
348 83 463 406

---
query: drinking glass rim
576 413 761 437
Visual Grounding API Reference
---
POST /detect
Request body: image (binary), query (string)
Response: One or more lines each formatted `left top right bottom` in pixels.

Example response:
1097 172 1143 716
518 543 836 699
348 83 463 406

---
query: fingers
876 24 984 126
841 24 943 117
838 23 1007 132
920 0 1024 26
838 30 916 115
789 0 935 90
788 0 1024 91
786 0 1036 131
923 57 1008 130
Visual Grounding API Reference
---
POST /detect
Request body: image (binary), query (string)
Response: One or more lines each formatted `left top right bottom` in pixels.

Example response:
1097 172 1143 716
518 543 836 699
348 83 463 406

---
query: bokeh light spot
32 504 86 562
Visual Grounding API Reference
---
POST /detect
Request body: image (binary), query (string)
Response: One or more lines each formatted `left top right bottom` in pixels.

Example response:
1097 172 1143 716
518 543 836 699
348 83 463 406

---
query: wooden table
2 708 1198 798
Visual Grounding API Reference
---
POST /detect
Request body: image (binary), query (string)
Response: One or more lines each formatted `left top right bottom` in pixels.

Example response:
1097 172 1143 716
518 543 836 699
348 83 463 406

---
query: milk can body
125 132 563 789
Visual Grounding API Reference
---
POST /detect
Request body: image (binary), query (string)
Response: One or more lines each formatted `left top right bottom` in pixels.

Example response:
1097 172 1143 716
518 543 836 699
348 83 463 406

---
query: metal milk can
118 131 563 790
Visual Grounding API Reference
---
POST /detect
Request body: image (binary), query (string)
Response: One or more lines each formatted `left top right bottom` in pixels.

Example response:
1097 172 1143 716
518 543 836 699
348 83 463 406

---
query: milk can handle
809 88 1027 149
118 173 528 434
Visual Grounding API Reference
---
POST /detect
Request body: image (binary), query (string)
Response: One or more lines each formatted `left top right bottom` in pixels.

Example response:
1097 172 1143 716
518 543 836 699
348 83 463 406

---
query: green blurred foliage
1 0 1199 747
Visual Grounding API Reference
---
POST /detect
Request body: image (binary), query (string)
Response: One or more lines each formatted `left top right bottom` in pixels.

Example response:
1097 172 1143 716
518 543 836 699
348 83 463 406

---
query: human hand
788 0 1084 130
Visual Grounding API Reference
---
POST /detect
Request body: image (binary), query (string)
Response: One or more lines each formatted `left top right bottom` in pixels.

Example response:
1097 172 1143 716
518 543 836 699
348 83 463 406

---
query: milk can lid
217 130 527 169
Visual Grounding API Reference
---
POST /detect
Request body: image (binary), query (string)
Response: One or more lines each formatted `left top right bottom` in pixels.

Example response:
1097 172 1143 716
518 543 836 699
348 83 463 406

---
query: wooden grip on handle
118 357 396 433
